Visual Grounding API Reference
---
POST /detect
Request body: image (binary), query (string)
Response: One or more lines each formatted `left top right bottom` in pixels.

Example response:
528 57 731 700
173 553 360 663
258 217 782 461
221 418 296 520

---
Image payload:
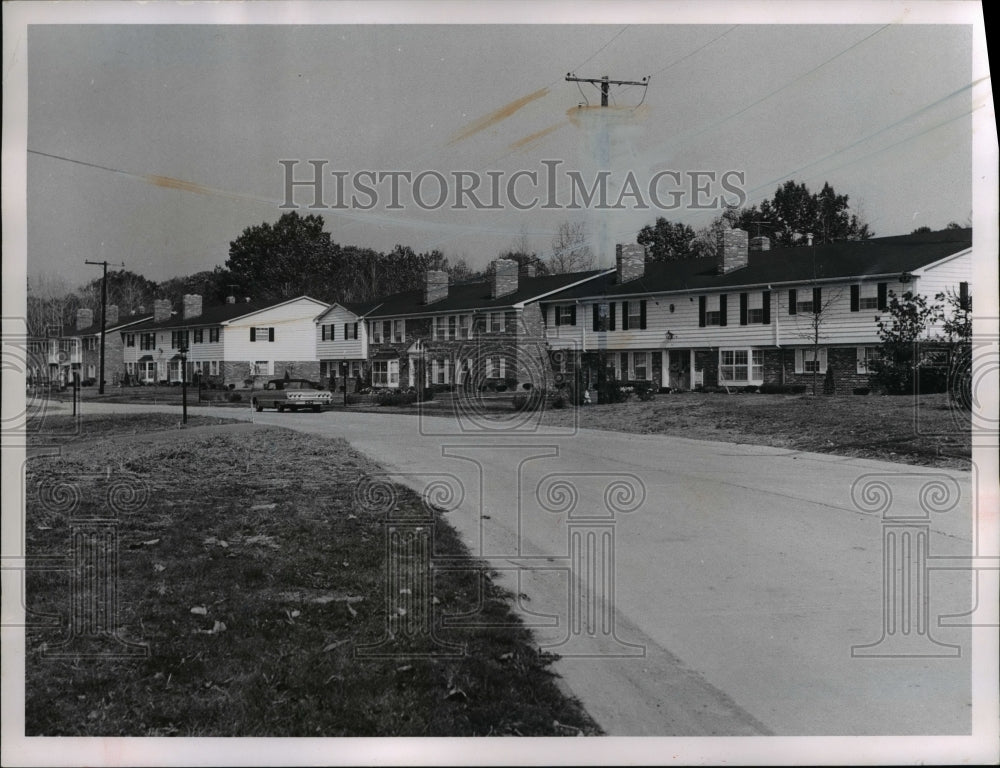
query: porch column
662 349 670 388
689 349 696 387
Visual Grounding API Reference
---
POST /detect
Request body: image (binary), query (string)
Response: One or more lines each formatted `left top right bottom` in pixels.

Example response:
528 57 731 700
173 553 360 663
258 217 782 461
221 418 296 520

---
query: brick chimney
424 270 449 304
519 262 537 279
616 243 646 283
105 304 119 327
76 308 94 330
749 236 770 252
716 227 749 274
183 293 203 320
491 258 519 299
153 299 172 323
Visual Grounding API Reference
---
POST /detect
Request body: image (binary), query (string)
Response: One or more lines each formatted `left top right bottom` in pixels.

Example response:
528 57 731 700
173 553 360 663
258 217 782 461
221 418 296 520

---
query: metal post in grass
179 342 188 424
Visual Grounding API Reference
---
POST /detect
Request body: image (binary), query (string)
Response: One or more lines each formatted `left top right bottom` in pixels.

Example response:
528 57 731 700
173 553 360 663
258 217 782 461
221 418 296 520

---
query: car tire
277 403 285 413
312 405 321 413
253 400 263 412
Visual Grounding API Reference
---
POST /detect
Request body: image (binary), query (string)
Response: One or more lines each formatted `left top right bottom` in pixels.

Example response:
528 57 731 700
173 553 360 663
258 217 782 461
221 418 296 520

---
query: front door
669 352 691 390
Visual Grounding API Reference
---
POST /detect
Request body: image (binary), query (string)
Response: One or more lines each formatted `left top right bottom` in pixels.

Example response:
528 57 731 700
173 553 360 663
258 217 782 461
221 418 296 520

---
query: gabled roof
51 312 153 339
314 299 383 323
365 270 609 319
544 228 972 301
127 296 329 332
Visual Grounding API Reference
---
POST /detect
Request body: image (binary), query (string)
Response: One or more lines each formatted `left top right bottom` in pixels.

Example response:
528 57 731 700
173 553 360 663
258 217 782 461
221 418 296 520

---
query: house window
554 304 577 326
747 308 764 324
490 313 503 334
210 360 219 376
252 360 271 376
170 330 189 349
372 360 398 387
719 350 748 382
795 348 828 374
448 316 456 340
486 355 505 379
459 314 471 339
858 296 879 310
250 327 273 342
371 321 381 343
193 329 203 344
125 334 135 347
321 324 335 341
209 328 220 343
382 321 392 342
437 359 446 384
394 319 404 343
633 352 648 381
719 349 764 383
705 311 721 326
857 346 879 374
433 316 444 340
796 300 814 314
627 303 642 329
505 311 517 334
344 323 358 340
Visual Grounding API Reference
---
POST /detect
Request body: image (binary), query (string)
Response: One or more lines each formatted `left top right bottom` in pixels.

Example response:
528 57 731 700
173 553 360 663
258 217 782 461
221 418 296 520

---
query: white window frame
393 319 404 343
795 348 828 374
252 327 271 343
633 351 648 381
719 349 764 384
372 361 388 387
252 360 272 376
857 346 878 374
627 303 642 329
490 313 503 334
858 284 880 310
459 314 471 339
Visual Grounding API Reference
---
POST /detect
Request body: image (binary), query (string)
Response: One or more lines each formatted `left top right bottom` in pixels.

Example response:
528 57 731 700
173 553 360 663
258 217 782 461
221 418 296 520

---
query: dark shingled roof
545 228 972 300
53 312 153 338
365 270 608 318
126 297 326 332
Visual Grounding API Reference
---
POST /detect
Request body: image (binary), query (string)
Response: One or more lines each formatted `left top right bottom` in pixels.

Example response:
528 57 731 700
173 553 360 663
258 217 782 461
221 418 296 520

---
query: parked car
252 379 334 412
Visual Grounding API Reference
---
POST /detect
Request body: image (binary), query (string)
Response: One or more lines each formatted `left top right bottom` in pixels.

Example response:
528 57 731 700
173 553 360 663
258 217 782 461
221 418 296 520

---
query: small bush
658 386 673 394
634 381 656 401
227 392 242 403
853 387 871 395
759 383 808 395
376 391 417 407
740 385 760 394
228 383 236 391
511 391 544 412
551 395 567 409
522 382 533 390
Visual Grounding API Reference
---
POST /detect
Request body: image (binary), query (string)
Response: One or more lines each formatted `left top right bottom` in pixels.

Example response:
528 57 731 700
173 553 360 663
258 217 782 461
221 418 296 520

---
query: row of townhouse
27 305 151 387
106 225 971 394
539 227 972 393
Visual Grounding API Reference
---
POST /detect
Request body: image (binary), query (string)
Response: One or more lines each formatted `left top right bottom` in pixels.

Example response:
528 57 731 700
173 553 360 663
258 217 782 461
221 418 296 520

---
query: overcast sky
24 15 975 288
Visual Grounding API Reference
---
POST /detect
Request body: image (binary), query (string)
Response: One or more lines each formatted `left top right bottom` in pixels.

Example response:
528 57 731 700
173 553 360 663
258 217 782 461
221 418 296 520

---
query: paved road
36 401 976 735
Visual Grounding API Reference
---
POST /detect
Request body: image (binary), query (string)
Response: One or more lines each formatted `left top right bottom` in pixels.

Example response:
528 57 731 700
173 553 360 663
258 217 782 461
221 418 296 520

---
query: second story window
490 312 503 334
209 328 220 343
448 315 456 340
394 319 404 342
459 314 471 339
250 327 274 342
140 333 156 350
592 302 612 332
125 334 135 347
171 330 190 349
193 329 204 344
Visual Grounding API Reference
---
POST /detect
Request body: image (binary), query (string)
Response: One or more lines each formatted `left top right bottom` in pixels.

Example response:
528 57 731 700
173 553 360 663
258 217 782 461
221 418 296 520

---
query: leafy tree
868 290 942 394
226 211 342 302
936 285 972 408
636 217 697 261
911 226 933 234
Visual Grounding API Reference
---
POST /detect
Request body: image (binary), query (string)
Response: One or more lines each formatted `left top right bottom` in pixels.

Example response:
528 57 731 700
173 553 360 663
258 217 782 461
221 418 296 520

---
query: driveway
34 401 978 736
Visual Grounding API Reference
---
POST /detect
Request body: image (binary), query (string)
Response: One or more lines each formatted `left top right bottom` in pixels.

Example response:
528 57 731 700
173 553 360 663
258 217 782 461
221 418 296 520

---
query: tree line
28 178 895 335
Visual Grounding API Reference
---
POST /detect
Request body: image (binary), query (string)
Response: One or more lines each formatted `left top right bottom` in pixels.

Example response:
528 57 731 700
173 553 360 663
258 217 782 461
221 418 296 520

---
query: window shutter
739 293 748 325
788 289 797 315
544 305 552 326
812 287 822 312
268 327 275 342
719 294 728 326
794 348 803 374
850 285 860 312
959 281 970 310
762 291 771 325
877 282 888 310
553 306 560 326
639 300 647 330
353 322 358 339
499 357 506 378
569 305 577 326
344 323 349 339
331 324 336 341
609 302 616 331
250 327 256 342
321 325 327 341
698 296 706 327
622 301 630 331
593 304 599 332
621 352 629 380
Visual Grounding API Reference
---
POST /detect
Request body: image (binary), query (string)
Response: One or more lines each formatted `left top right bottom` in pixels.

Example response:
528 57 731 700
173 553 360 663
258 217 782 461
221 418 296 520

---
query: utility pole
84 259 118 395
565 73 649 107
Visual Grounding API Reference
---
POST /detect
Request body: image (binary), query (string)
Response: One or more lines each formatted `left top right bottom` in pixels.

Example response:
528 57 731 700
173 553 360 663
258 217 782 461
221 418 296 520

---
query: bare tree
547 221 594 273
26 271 72 336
